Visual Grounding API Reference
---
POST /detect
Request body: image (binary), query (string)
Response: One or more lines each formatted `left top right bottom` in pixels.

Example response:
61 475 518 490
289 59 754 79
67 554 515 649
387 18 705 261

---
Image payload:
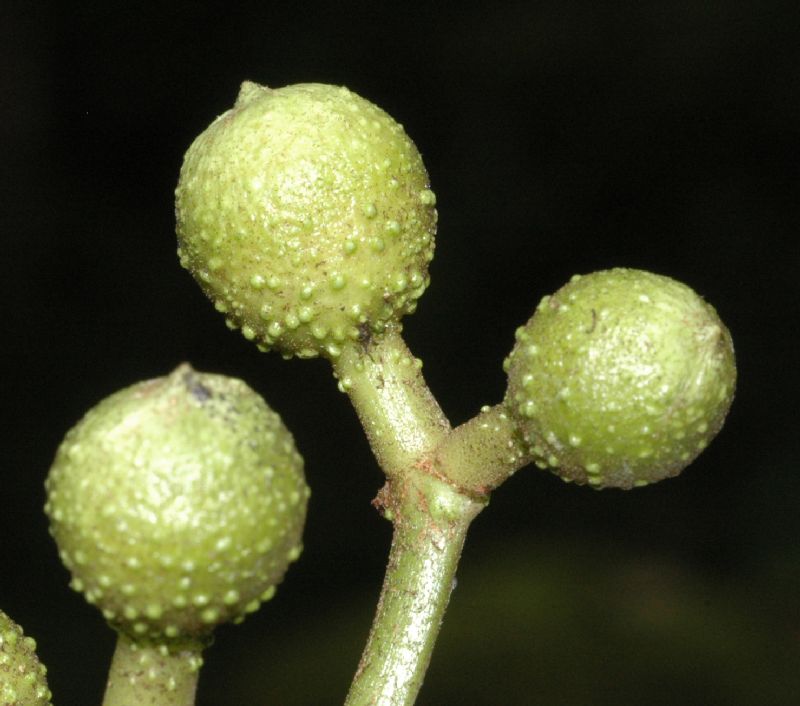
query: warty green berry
0 609 52 705
175 81 437 360
504 268 736 489
45 364 309 643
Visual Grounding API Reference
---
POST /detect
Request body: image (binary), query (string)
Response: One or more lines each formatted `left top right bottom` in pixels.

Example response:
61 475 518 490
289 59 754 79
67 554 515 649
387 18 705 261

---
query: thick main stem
345 471 484 706
102 633 203 706
336 329 517 705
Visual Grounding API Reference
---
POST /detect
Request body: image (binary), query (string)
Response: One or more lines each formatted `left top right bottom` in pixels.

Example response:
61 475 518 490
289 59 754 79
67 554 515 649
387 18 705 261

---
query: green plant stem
333 327 451 479
335 330 527 704
432 403 530 494
102 633 203 706
345 470 485 706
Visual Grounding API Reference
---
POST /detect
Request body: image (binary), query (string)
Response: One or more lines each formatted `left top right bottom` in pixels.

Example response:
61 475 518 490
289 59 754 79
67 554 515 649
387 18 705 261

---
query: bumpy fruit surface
504 269 736 489
0 610 52 705
175 81 437 359
45 364 309 642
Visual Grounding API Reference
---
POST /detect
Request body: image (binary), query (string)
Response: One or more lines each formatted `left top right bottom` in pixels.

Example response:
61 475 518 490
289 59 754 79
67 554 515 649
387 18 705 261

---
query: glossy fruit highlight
504 269 736 489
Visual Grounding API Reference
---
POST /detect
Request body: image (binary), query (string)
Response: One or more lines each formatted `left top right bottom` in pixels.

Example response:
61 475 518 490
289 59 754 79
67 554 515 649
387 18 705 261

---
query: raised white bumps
0 609 52 705
45 364 308 641
175 82 437 359
504 269 736 489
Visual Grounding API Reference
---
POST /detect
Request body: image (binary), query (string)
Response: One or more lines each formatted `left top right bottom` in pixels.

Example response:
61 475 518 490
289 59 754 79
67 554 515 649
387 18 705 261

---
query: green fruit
0 609 52 705
175 82 437 359
45 364 309 642
504 269 736 489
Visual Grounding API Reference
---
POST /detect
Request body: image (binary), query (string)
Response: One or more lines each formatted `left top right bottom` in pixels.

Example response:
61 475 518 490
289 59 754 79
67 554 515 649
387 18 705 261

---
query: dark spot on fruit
184 373 212 402
586 308 597 334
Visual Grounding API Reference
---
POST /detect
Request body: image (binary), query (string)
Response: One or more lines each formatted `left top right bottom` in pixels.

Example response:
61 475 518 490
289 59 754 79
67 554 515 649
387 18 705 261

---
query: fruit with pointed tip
175 81 437 360
45 364 309 642
504 268 736 489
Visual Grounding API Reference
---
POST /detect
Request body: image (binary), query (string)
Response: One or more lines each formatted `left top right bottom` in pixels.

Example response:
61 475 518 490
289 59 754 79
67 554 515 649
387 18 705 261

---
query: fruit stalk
333 327 450 479
334 328 501 704
102 634 203 706
432 403 529 494
344 470 484 706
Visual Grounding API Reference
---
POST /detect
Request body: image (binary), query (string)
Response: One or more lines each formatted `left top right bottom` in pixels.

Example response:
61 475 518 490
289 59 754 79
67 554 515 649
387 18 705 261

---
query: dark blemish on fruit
185 374 212 402
586 308 597 334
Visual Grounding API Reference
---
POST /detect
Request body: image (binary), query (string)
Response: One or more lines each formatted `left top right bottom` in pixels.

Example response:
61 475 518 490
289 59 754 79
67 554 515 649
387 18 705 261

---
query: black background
3 2 799 704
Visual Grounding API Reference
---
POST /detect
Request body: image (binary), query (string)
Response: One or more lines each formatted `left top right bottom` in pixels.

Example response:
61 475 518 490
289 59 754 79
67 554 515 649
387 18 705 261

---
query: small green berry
45 364 309 642
0 609 52 705
175 82 437 359
504 269 736 489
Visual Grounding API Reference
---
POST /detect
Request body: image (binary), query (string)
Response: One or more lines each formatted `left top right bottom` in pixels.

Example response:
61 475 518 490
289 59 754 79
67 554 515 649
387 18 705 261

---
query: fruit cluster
22 81 735 706
176 81 736 490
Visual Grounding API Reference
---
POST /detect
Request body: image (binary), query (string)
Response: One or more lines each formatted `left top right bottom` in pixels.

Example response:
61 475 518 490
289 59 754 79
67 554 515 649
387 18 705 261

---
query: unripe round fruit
175 82 437 359
45 364 309 642
0 610 52 705
504 269 736 489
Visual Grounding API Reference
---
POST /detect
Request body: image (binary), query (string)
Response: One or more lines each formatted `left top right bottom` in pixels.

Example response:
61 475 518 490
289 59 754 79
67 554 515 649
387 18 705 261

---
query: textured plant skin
504 269 736 489
102 635 203 706
45 364 308 643
175 82 437 359
167 84 740 706
0 609 52 706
